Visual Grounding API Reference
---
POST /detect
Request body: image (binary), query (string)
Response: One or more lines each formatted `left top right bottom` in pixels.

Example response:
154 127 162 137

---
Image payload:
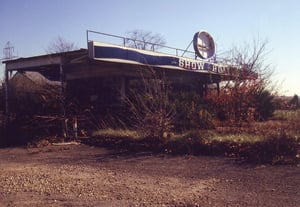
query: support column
217 82 220 96
204 84 208 97
4 67 9 124
59 64 67 139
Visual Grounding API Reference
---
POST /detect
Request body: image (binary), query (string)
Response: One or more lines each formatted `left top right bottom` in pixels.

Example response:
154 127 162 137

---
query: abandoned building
2 31 242 137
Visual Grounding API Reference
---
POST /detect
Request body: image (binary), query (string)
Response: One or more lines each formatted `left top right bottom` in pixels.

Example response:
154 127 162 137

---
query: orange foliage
206 75 264 126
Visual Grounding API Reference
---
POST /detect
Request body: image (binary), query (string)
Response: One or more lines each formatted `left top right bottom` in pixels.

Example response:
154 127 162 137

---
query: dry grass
89 113 300 165
210 133 263 143
92 128 142 140
273 109 300 121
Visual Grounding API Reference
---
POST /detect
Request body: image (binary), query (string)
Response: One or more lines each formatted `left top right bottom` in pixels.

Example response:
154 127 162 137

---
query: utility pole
1 41 18 125
2 41 17 61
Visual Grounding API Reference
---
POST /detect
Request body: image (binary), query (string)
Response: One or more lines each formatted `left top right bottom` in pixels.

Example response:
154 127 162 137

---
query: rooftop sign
193 31 215 59
88 41 233 75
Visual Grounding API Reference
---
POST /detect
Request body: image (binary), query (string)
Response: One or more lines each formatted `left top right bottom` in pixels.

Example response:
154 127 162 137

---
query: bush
170 91 214 131
125 69 174 140
87 128 299 165
254 90 275 121
0 118 28 147
288 94 300 109
238 136 299 164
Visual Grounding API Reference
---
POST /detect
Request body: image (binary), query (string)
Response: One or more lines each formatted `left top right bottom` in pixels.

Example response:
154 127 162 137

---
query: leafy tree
254 90 275 121
289 94 300 109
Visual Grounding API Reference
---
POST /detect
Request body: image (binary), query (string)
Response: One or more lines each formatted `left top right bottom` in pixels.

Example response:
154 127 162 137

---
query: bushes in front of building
1 73 299 165
170 91 214 132
124 70 215 140
0 79 63 146
125 72 175 140
253 90 276 121
87 129 299 164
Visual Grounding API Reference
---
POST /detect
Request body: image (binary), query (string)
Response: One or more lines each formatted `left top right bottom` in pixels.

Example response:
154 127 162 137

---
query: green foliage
238 136 299 164
170 91 214 131
88 128 299 165
289 94 300 109
254 90 275 121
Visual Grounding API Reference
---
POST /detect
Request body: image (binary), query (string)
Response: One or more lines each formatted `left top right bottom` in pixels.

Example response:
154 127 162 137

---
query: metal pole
181 40 193 57
86 30 89 48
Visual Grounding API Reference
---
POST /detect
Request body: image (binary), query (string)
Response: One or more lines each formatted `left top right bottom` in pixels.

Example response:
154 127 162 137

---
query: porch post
60 64 67 138
4 67 10 124
217 82 220 96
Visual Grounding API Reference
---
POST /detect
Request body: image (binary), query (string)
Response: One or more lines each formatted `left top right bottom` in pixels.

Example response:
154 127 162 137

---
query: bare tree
125 30 166 51
46 36 77 54
220 38 273 86
207 38 276 125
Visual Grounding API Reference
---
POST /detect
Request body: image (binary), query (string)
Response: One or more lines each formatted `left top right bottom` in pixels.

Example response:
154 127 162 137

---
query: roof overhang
2 43 242 83
3 49 87 71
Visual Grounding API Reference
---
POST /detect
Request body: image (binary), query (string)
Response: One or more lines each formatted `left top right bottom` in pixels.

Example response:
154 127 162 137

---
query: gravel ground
0 143 299 207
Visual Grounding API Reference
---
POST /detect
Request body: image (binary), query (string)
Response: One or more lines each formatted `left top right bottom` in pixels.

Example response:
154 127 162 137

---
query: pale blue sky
1 0 299 95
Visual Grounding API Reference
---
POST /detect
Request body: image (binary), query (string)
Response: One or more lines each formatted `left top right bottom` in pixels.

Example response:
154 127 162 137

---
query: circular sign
193 31 215 59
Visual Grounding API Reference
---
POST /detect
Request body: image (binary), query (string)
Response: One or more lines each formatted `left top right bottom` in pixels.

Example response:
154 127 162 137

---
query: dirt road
0 143 299 206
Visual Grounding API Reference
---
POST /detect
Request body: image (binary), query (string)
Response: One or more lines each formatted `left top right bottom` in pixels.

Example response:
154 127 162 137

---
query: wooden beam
60 64 67 139
5 56 62 71
4 66 9 120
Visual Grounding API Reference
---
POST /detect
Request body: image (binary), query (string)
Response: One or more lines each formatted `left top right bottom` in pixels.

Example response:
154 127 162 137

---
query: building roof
2 43 238 84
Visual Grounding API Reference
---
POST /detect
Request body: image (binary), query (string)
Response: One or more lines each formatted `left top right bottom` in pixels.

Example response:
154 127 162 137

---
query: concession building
2 30 245 136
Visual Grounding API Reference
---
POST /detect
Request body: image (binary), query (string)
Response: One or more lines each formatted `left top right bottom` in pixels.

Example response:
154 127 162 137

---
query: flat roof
3 43 236 83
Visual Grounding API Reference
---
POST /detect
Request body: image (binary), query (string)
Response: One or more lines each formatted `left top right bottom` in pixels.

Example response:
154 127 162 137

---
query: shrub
170 91 214 131
125 69 174 140
288 94 300 110
0 117 28 147
254 90 275 121
238 136 299 164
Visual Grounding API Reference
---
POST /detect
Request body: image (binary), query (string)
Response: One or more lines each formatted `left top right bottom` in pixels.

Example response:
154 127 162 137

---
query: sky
1 0 300 96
